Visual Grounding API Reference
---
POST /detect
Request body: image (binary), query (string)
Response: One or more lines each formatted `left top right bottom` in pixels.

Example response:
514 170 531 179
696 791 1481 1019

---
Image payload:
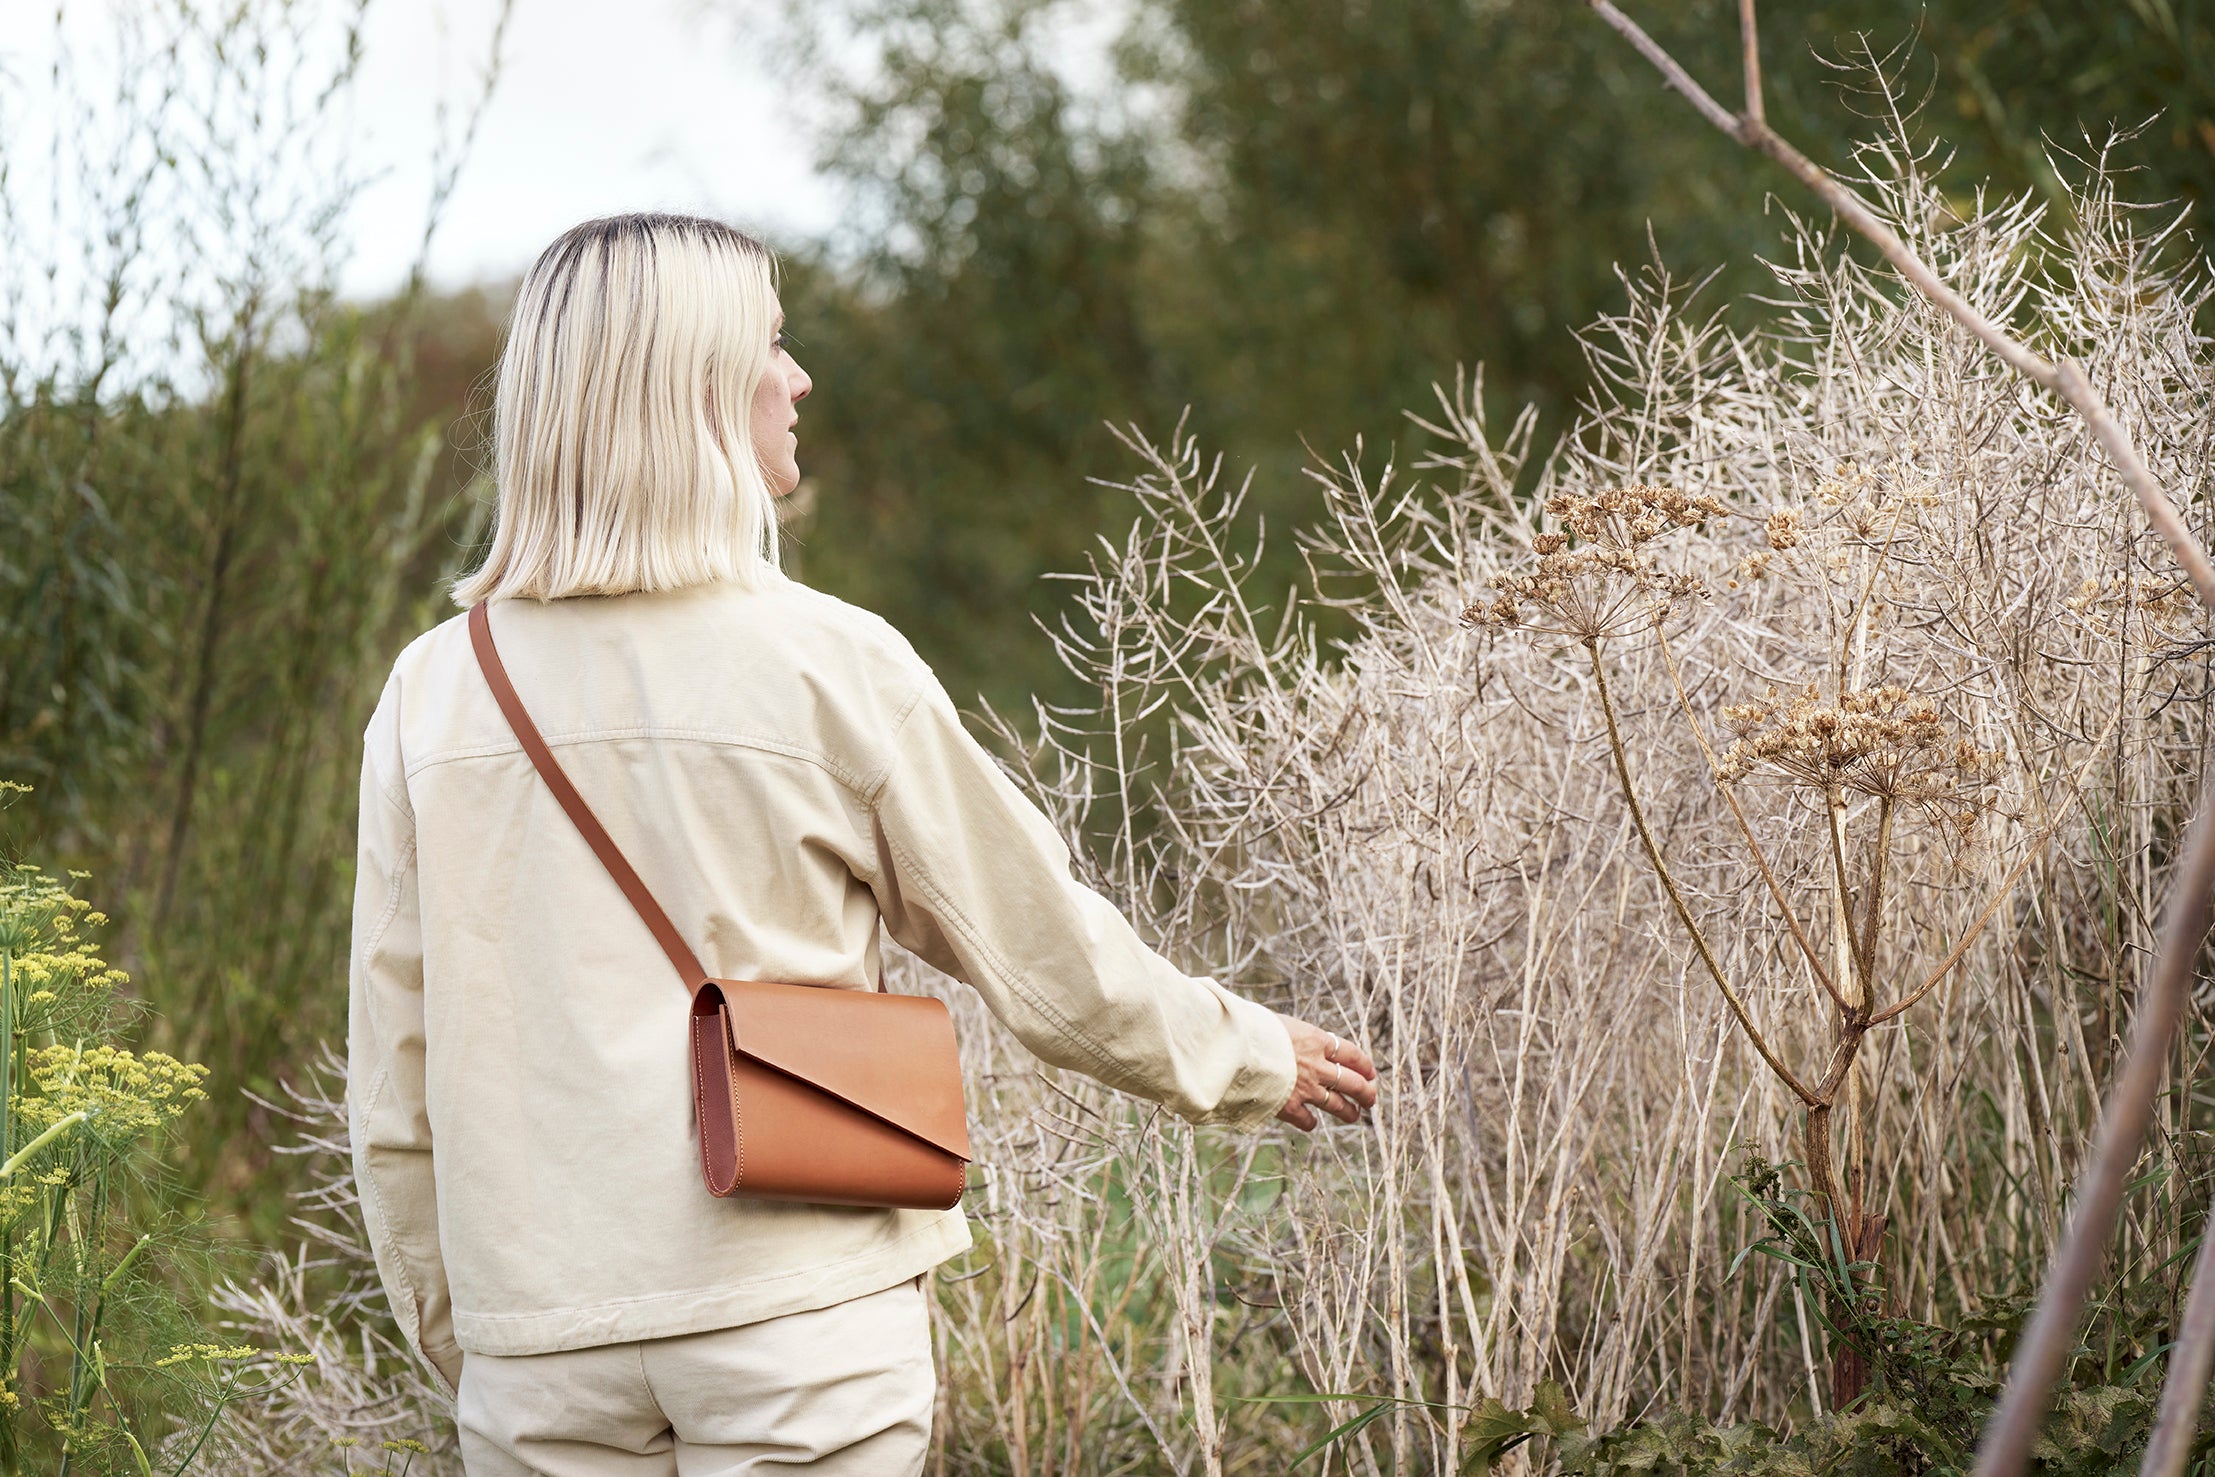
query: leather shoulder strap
468 602 709 991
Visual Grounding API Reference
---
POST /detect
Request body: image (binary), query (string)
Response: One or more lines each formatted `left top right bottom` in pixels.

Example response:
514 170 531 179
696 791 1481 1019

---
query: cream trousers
456 1279 933 1476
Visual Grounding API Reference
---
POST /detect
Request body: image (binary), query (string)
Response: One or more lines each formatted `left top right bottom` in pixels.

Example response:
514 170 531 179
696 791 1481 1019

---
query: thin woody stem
1582 6 2215 1469
1737 0 1763 125
2141 1207 2215 1477
1822 790 1869 1008
1587 0 2215 613
1586 638 1819 1105
1653 620 1848 1011
1857 798 1893 1011
1868 707 2120 1026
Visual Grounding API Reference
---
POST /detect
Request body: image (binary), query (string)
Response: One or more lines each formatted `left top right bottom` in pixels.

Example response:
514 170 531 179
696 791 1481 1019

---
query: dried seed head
1718 684 2004 819
2064 574 2200 637
1465 485 1726 641
1765 509 1803 551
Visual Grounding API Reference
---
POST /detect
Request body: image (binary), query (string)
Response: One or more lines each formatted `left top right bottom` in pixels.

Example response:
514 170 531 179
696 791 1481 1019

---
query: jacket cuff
1197 991 1296 1132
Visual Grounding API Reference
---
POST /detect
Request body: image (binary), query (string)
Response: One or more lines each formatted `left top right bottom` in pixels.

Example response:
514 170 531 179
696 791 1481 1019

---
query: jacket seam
354 822 434 1356
450 1215 963 1323
359 831 418 968
876 826 1131 1091
865 678 933 804
354 1069 433 1347
406 728 877 797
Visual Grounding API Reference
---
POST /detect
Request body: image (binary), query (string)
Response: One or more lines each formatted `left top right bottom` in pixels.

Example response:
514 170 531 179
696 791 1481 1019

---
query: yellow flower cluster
0 868 130 1014
155 1343 262 1368
21 1045 210 1140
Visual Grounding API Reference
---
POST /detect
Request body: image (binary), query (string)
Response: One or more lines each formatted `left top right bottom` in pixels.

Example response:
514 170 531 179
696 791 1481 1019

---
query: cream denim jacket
347 576 1297 1389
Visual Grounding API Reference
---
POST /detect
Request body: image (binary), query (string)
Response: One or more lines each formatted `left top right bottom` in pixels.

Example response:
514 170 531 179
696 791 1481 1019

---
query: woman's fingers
1329 1036 1379 1084
1330 1064 1378 1112
1273 1013 1380 1131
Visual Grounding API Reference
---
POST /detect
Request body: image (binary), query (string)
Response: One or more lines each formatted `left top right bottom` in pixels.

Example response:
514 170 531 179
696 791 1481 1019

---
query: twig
1652 619 1848 1011
2139 1207 2215 1477
1586 639 1818 1104
1737 0 1762 126
1869 705 2121 1025
1586 0 2215 616
1584 8 2215 1469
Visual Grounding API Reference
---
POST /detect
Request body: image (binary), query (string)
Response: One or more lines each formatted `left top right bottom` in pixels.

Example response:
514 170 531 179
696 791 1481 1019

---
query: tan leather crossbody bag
468 602 971 1211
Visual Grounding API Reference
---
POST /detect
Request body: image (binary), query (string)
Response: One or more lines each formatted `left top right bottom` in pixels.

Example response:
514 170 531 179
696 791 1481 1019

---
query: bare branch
1588 0 2215 615
2140 1212 2215 1477
1737 0 1764 125
1973 784 2215 1477
1588 0 1741 138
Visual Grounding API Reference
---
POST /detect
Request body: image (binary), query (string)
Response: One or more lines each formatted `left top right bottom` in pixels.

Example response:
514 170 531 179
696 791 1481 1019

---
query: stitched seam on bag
408 728 879 797
728 1013 745 1191
693 1028 713 1191
876 829 1128 1089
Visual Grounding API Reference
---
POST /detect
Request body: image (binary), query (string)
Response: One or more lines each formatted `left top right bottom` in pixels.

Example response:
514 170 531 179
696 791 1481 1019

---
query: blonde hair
453 213 786 607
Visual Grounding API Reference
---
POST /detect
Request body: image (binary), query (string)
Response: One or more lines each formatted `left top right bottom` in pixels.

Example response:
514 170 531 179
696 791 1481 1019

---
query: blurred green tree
762 0 2213 714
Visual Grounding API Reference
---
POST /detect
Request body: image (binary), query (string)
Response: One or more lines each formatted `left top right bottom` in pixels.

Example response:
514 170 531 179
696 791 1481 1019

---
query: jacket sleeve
346 695 463 1395
865 671 1296 1130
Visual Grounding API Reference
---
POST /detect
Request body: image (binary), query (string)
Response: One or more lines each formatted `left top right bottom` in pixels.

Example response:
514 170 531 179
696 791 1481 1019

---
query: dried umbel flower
1718 684 2004 821
1765 509 1803 551
1463 484 1724 640
2065 574 2202 639
1549 483 1727 547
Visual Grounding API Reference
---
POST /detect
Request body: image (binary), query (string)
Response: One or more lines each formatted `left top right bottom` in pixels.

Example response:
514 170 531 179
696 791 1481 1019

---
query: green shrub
0 785 308 1475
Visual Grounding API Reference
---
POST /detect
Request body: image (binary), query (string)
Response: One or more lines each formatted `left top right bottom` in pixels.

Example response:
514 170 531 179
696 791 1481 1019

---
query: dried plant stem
1981 786 2215 1476
1736 0 1762 127
1586 5 2215 1468
1586 0 2215 614
1652 622 1846 1011
1585 636 1815 1107
1856 799 1894 1009
1869 709 2122 1025
2140 1207 2215 1477
1822 793 1866 1010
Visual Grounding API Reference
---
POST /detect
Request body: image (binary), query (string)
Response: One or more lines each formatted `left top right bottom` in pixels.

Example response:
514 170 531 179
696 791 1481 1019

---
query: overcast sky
0 0 844 309
341 0 843 297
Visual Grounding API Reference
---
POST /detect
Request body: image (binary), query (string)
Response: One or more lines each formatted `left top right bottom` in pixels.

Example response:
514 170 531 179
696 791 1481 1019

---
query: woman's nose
792 362 813 403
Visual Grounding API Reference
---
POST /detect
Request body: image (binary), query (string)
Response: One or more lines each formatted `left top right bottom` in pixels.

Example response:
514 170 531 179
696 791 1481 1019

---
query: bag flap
710 979 972 1162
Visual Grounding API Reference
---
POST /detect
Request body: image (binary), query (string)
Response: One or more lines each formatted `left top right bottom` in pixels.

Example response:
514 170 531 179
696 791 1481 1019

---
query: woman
348 212 1378 1476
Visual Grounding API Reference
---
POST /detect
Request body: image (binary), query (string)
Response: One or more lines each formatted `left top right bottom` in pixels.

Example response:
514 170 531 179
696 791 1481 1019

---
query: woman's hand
1273 1014 1379 1130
